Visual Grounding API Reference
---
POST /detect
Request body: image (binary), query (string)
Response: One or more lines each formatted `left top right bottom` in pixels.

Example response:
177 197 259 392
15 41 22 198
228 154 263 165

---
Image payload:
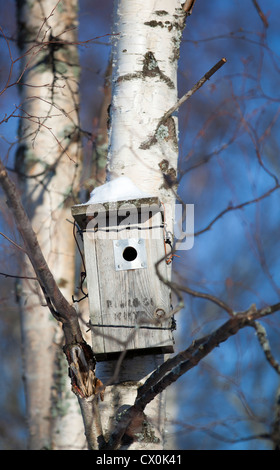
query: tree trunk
97 0 186 449
16 0 86 449
107 0 185 233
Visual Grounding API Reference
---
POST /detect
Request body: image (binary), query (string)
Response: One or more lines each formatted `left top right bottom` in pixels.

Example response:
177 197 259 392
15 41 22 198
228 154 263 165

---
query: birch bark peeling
107 0 187 235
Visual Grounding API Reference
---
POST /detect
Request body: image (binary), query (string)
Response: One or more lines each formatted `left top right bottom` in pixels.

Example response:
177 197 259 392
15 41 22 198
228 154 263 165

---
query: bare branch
104 301 280 449
0 158 106 448
195 184 280 237
140 58 227 149
154 250 233 316
0 271 37 281
0 158 83 344
252 0 269 28
182 0 197 15
136 302 280 406
0 231 27 253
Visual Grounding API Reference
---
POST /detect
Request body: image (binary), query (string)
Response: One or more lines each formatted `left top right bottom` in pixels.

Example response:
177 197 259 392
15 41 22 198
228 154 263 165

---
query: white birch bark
99 355 167 450
97 0 186 449
107 0 186 235
16 0 86 449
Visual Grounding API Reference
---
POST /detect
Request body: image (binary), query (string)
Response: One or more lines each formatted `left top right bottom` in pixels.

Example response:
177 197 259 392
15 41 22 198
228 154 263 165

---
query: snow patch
85 176 152 204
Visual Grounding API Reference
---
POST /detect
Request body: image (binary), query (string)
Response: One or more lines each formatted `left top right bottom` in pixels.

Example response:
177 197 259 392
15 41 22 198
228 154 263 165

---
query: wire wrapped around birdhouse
72 197 175 360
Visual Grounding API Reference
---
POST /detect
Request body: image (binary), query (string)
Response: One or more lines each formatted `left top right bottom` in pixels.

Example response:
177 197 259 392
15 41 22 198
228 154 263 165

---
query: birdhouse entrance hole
113 238 147 271
123 246 137 262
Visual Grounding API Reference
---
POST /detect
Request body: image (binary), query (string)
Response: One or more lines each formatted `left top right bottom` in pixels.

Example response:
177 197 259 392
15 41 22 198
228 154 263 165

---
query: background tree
0 0 280 450
5 0 87 450
3 1 89 449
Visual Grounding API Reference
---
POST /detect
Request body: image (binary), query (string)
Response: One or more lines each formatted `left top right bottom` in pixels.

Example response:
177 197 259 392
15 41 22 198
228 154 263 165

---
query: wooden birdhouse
72 195 174 361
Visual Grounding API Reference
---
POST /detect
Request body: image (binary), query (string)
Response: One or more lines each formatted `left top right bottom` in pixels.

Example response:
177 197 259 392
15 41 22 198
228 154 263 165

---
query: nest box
72 197 174 360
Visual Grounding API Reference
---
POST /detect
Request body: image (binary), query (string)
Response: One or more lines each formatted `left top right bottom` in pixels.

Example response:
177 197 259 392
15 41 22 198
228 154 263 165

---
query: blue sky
0 0 280 450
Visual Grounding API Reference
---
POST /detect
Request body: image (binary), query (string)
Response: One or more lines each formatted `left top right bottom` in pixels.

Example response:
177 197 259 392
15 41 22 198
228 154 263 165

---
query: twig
154 250 233 316
166 58 227 118
182 0 197 15
193 424 271 445
178 282 234 315
140 58 227 149
195 183 280 237
0 231 27 253
0 271 37 281
252 0 269 28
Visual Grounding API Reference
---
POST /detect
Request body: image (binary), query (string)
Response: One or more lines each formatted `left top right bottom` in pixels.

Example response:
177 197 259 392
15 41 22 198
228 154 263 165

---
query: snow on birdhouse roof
71 177 161 229
86 176 152 204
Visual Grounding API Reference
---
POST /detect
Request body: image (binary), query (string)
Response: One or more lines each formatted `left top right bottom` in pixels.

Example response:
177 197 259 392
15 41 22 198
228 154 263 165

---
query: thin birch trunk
97 0 187 449
16 0 86 449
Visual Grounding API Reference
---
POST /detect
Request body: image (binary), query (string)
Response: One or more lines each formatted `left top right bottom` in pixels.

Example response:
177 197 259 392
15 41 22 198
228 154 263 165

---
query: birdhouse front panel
72 198 174 360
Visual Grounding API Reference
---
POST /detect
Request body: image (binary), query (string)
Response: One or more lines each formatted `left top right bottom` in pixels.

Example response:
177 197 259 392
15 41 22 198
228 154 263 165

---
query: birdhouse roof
72 197 162 230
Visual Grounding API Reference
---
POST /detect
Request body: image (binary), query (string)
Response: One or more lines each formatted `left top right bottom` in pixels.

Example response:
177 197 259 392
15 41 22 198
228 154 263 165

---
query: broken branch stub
63 342 105 400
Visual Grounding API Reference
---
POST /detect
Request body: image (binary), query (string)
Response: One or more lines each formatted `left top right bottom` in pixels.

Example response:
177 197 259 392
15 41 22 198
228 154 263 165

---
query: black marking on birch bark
155 10 168 16
144 20 164 28
116 71 142 83
142 52 174 89
117 52 175 89
159 159 178 189
140 116 178 151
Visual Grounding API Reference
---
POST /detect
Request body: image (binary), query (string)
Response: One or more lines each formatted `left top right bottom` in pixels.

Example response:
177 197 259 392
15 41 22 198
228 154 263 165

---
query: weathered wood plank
73 199 174 359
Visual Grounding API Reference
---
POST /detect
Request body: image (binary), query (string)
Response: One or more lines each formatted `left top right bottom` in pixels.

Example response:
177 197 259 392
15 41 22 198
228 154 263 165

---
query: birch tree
15 0 86 449
94 0 188 449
